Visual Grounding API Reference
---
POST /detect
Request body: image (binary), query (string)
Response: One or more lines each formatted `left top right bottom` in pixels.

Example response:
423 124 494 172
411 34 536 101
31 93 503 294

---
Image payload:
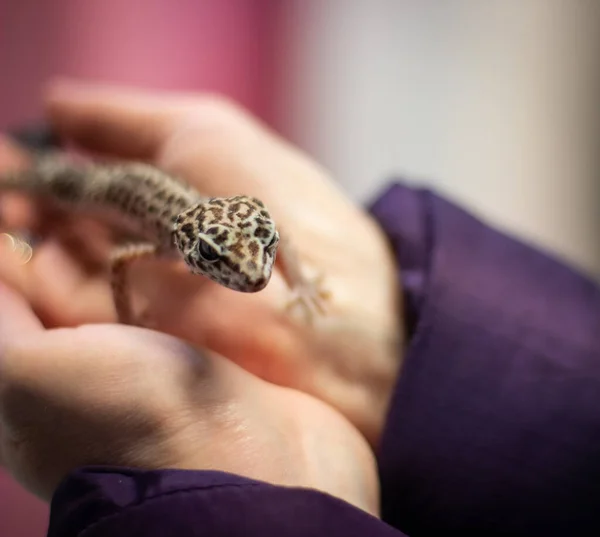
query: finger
0 281 43 342
44 79 214 160
0 238 113 326
0 135 30 171
0 235 36 298
43 79 295 194
0 136 41 231
27 240 114 325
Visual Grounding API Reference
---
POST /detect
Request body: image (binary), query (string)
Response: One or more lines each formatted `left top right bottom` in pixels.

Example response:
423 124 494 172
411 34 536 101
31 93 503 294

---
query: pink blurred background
1 1 599 535
0 0 283 127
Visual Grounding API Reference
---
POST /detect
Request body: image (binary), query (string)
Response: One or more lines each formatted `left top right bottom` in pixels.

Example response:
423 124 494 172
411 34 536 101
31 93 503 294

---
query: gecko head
172 195 279 292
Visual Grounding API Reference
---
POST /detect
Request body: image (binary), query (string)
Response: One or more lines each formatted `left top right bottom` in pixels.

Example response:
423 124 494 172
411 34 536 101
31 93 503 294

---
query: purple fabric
373 184 600 536
47 182 600 536
48 468 400 537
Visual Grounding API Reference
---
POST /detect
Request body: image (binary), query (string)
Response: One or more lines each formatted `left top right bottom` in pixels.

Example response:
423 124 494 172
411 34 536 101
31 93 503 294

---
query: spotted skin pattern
0 151 327 324
173 196 279 293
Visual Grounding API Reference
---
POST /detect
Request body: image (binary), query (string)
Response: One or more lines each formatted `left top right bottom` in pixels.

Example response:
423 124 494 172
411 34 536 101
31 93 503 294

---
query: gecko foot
284 273 331 323
110 242 157 326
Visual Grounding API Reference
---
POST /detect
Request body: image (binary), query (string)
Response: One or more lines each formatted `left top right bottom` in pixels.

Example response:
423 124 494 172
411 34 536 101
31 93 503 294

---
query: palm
0 286 378 512
0 86 402 446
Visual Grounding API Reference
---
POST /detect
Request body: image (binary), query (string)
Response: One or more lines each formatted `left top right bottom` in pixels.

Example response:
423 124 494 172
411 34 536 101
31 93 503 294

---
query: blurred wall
0 0 278 127
275 0 600 281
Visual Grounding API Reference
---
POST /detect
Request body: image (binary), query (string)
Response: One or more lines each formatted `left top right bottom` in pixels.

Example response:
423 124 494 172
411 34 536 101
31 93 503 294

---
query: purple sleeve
369 183 600 536
47 468 404 537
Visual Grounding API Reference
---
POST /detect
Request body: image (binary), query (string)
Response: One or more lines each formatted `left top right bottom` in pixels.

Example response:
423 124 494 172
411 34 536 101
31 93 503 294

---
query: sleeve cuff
48 467 404 537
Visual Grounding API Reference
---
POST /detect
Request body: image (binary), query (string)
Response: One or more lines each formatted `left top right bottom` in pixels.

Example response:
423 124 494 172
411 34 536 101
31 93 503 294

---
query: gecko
0 150 329 324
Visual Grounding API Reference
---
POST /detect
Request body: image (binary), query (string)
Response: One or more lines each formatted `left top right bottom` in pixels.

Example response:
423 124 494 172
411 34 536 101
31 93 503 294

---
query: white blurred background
274 0 600 281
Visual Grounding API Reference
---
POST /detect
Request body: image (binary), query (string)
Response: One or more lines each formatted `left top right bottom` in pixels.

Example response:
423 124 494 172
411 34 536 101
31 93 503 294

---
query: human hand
0 80 403 447
0 282 379 513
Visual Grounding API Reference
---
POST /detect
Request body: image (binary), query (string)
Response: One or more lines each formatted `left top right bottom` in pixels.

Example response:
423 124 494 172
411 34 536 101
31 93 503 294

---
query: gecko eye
197 240 220 262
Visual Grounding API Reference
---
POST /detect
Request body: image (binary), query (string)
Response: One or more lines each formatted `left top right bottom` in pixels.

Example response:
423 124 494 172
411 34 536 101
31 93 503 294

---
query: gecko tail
0 167 36 192
0 169 25 190
0 150 76 193
2 121 64 192
0 145 51 192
